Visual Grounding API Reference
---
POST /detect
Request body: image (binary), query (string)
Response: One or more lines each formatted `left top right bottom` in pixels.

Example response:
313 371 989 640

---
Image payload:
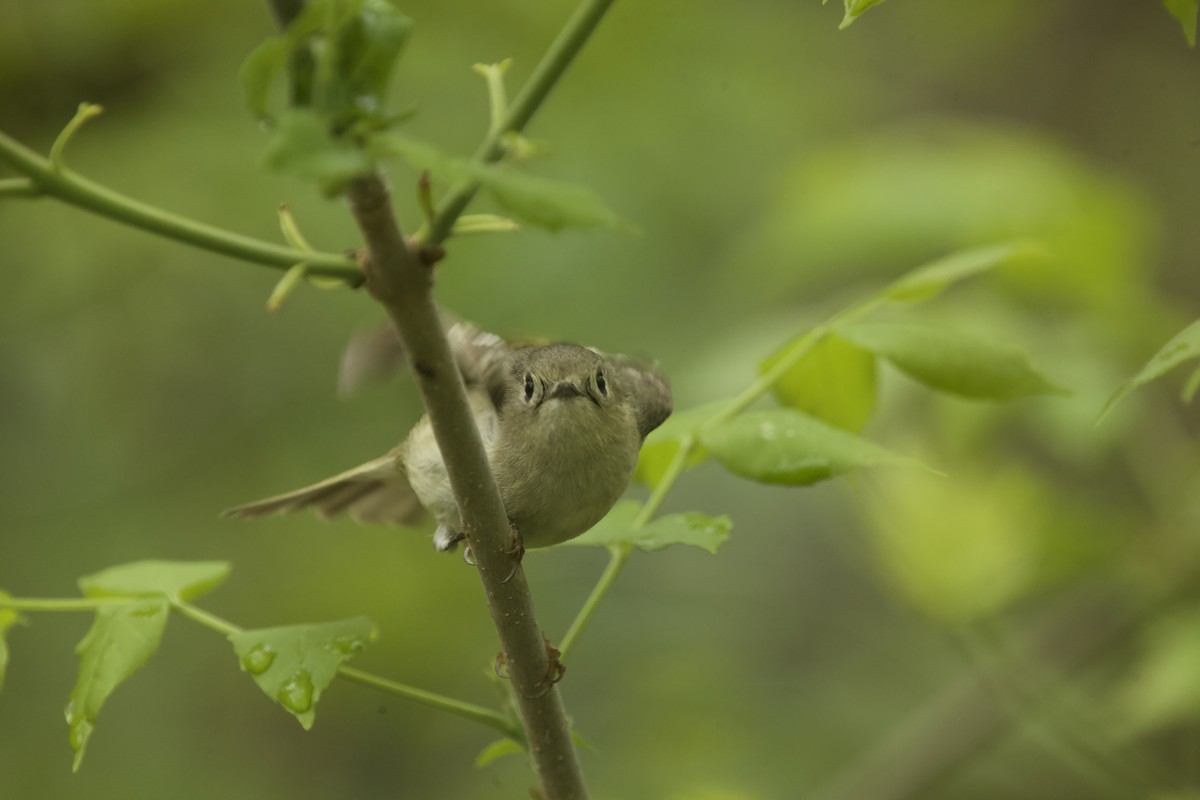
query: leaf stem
426 0 616 245
0 129 361 282
338 666 520 738
171 600 242 637
558 545 630 660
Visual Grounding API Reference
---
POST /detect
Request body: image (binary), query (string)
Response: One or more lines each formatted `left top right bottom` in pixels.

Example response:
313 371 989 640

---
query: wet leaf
700 409 925 485
565 501 732 554
229 617 377 730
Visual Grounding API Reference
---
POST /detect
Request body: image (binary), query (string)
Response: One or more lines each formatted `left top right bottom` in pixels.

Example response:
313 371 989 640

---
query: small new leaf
700 409 926 486
1103 318 1200 417
839 0 890 29
78 560 230 603
0 591 20 694
330 0 412 122
471 165 624 232
1163 0 1199 47
564 501 732 554
264 109 374 196
762 332 877 432
229 617 377 730
838 322 1066 401
475 737 525 768
883 241 1040 303
67 599 169 771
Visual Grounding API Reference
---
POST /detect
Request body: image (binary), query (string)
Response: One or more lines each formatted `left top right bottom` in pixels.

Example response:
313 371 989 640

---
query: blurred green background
2 1 1200 798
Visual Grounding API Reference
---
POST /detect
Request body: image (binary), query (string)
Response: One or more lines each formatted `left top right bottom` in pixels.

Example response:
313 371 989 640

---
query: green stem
0 129 361 282
426 0 615 245
172 600 243 636
338 666 519 738
558 545 630 660
0 177 37 196
559 433 697 659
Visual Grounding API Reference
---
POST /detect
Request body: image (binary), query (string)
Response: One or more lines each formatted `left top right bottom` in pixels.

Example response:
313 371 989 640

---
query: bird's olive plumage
225 323 672 550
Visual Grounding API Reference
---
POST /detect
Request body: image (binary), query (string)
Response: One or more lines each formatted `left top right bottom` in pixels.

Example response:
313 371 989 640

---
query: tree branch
0 129 360 282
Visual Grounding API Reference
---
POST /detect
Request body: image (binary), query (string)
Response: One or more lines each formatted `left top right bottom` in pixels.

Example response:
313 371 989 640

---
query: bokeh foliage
2 1 1199 798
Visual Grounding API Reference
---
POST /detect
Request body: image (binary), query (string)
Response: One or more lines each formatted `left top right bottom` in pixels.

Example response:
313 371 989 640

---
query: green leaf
838 0 890 29
330 0 412 121
0 591 20 694
700 409 925 486
1103 318 1200 416
239 37 290 120
564 501 732 554
883 241 1039 303
475 737 525 768
78 560 230 603
837 322 1066 401
264 109 374 195
229 617 377 730
634 400 725 487
1163 0 1198 47
66 599 169 771
762 332 876 432
470 164 623 232
1183 364 1200 404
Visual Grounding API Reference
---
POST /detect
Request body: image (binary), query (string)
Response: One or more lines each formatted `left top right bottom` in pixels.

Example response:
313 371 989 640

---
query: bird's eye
595 369 607 395
524 373 535 401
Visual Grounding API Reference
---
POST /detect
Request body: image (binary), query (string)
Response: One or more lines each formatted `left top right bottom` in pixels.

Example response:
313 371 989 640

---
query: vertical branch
265 2 621 798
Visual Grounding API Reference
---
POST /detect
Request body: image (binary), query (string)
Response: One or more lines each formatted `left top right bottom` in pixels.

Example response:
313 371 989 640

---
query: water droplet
241 644 276 675
327 635 365 656
276 670 314 714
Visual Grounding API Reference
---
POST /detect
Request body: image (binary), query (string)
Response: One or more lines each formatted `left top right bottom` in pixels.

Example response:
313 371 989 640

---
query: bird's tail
222 454 425 526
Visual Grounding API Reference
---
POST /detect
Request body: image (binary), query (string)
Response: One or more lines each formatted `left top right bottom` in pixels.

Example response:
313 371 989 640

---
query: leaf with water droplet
700 409 931 486
563 501 732 555
229 617 377 729
66 599 169 771
78 560 230 603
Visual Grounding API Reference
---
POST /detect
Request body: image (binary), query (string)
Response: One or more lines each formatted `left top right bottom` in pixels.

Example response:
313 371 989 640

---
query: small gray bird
224 323 672 551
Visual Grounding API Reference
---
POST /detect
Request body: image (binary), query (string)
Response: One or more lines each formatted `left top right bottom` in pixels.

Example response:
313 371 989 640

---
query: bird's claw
492 635 566 698
501 523 525 583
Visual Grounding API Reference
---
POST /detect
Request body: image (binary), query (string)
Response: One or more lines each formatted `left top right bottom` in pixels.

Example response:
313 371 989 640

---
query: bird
224 321 672 551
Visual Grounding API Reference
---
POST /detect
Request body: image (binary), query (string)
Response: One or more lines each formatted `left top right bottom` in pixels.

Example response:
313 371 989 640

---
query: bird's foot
501 523 524 583
492 635 566 698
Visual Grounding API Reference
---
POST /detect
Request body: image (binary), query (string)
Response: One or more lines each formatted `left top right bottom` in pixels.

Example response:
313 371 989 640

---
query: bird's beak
548 381 584 400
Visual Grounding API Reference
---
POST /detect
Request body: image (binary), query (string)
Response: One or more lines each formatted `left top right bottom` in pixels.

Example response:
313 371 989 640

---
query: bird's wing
611 356 673 440
222 453 425 526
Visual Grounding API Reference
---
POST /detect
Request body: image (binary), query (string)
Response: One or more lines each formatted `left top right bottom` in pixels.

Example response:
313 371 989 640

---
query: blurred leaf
78 560 230 603
700 409 925 485
1184 364 1200 403
634 401 725 486
66 599 169 771
883 241 1040 303
836 0 890 30
564 501 732 554
264 109 374 195
762 332 876 432
240 37 290 120
475 737 524 768
228 617 377 730
369 132 460 180
0 591 19 694
1163 0 1198 47
471 164 623 232
1103 318 1200 416
838 322 1066 401
1119 607 1200 734
865 470 1047 622
329 0 411 121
